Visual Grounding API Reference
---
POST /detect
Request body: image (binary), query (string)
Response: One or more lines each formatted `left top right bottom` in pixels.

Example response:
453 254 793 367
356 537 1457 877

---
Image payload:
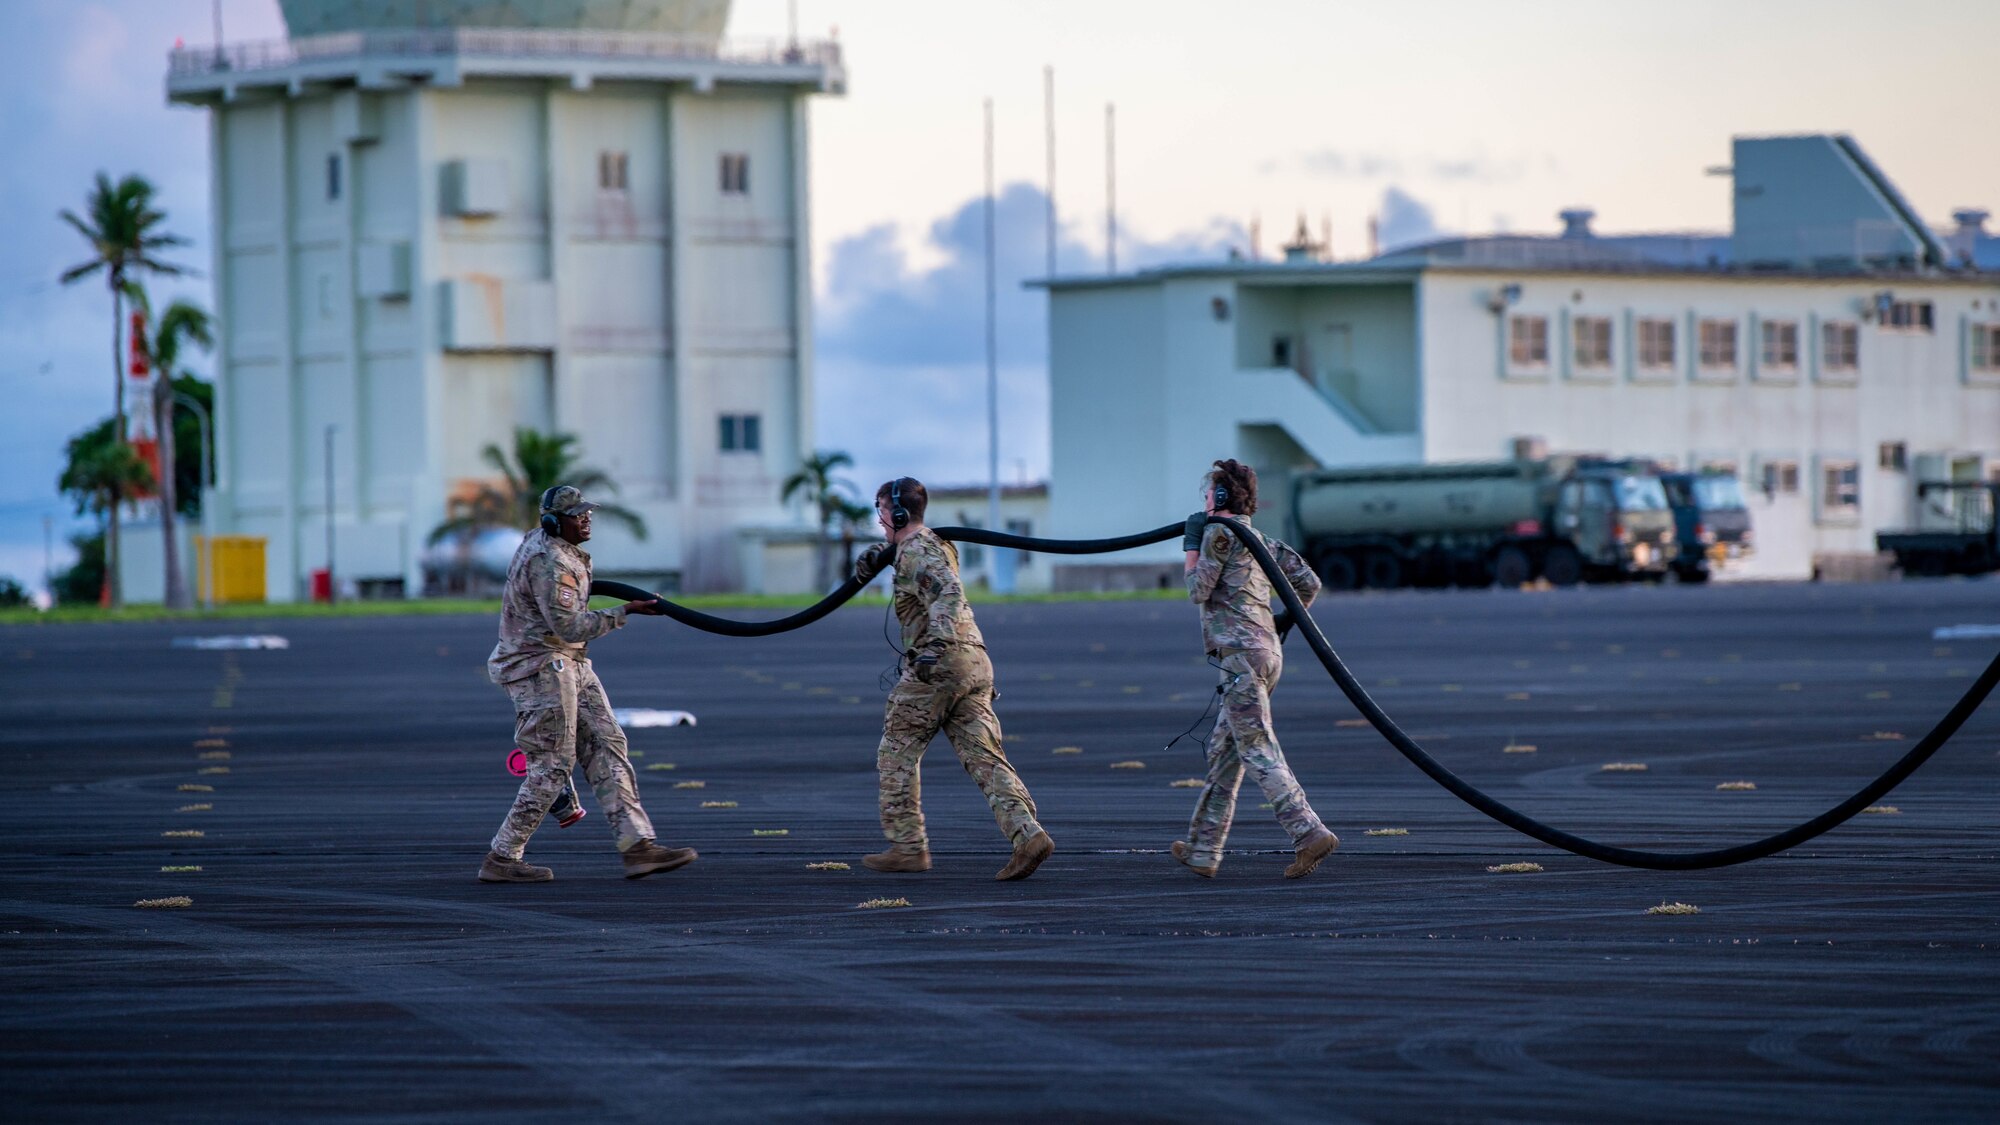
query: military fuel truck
1659 471 1754 584
1288 458 1677 590
1875 480 2000 577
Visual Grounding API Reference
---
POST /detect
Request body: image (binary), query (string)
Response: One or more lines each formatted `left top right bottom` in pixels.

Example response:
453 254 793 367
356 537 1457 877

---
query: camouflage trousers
877 644 1042 854
491 656 655 858
1183 647 1325 867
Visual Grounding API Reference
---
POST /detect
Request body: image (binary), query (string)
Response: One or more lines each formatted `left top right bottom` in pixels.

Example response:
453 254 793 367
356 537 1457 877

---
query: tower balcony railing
168 27 841 79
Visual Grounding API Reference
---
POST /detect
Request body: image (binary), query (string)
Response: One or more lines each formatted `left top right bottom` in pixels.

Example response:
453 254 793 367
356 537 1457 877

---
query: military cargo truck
1876 481 2000 577
1659 471 1754 584
1288 458 1677 590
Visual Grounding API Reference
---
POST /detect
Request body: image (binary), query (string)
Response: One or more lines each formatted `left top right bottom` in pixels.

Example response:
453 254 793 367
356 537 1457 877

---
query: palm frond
590 501 648 541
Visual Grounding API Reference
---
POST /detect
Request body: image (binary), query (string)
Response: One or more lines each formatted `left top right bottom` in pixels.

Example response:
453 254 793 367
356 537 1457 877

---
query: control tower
162 0 843 597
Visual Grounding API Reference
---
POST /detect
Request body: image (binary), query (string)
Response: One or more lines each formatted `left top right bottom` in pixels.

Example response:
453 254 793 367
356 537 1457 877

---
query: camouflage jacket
1187 516 1320 655
891 527 985 655
487 529 627 686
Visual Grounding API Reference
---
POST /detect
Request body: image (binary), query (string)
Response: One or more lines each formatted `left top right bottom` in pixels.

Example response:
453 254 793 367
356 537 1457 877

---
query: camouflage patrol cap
539 484 600 517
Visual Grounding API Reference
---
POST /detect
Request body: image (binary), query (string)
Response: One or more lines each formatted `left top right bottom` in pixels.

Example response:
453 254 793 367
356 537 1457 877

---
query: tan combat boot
1170 840 1218 878
622 840 698 880
478 851 554 883
995 830 1054 881
1284 828 1340 879
861 848 932 873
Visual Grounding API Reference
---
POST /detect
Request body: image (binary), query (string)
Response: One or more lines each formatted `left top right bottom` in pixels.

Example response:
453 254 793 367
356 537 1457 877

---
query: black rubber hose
589 523 1180 637
591 517 2000 868
590 576 871 638
1207 515 2000 870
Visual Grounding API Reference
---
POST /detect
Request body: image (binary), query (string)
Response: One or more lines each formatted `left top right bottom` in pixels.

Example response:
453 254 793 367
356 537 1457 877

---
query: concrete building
136 0 843 600
1040 135 2000 588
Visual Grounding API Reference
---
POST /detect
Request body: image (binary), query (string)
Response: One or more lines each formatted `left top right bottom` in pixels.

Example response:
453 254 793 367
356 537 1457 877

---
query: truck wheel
1492 547 1531 589
1543 545 1583 587
1317 551 1359 591
1362 551 1404 590
1674 564 1710 585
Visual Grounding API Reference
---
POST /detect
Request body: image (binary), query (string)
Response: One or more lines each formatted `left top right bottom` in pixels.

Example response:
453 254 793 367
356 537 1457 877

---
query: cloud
1376 186 1449 252
814 183 1241 494
1281 147 1535 185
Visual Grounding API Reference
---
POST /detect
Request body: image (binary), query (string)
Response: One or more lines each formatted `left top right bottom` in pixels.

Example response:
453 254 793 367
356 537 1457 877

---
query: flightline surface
2 580 1997 1123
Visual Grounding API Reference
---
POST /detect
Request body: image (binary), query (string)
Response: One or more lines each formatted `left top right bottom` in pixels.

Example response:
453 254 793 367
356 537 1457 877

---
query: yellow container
194 536 267 605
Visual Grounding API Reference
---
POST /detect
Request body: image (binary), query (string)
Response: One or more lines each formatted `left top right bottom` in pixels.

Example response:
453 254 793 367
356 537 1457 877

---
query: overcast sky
2 0 1995 590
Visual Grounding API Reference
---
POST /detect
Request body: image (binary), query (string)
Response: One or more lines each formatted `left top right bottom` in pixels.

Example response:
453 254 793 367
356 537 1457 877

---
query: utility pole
1105 102 1117 274
324 423 337 605
1044 65 1056 278
984 97 1003 591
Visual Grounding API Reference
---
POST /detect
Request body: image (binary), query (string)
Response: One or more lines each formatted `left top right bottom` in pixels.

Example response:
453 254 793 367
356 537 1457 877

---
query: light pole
324 423 337 605
174 392 214 610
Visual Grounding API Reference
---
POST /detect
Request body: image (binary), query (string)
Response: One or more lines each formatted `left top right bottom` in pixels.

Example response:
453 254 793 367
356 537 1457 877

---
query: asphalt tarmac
3 579 1998 1123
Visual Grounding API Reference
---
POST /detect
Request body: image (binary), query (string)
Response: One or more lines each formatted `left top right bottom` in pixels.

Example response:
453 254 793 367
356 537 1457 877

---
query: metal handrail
169 28 840 78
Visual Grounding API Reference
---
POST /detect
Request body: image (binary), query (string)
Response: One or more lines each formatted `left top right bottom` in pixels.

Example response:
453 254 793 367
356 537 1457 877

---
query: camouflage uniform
875 528 1043 855
1182 517 1327 868
487 528 654 858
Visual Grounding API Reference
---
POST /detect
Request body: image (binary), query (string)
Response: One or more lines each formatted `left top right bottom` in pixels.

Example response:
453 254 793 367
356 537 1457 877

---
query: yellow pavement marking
840 696 863 704
1169 778 1203 788
673 780 705 788
1487 862 1543 874
1716 781 1757 791
1109 760 1145 770
198 750 231 761
161 830 205 838
1601 762 1648 772
178 784 213 793
1121 685 1143 694
1441 684 1462 692
1862 805 1901 815
857 897 910 909
700 800 739 808
194 739 229 749
645 763 677 771
1505 692 1530 701
1051 746 1082 755
159 865 202 873
135 897 193 909
1502 743 1536 754
1364 828 1409 837
1336 718 1369 728
752 829 789 836
807 861 850 871
1647 902 1701 915
198 767 230 775
176 803 212 812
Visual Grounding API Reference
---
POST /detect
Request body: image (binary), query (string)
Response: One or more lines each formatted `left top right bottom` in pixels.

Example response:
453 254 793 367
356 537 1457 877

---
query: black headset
539 486 563 537
888 477 911 531
1212 479 1230 513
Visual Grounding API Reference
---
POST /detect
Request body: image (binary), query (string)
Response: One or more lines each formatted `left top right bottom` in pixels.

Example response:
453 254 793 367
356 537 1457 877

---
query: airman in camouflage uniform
1173 461 1339 879
478 485 696 883
852 477 1054 881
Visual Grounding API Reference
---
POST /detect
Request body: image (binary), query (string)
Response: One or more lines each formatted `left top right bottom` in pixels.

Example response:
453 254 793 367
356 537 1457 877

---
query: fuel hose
590 517 2000 869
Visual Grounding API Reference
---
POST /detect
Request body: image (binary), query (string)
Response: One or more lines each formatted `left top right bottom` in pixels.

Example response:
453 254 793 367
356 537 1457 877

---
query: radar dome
278 1 731 39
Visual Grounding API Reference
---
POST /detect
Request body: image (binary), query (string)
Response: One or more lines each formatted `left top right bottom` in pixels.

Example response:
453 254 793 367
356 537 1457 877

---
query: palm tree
781 450 859 590
428 427 646 544
125 285 214 609
59 173 189 607
58 428 154 605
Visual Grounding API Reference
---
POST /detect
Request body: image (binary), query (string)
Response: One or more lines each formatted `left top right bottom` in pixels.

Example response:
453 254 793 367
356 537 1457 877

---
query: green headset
540 487 564 537
889 477 912 531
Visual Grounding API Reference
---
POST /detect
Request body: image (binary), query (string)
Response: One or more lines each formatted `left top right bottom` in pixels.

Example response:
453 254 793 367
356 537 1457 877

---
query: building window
1572 315 1612 371
598 150 629 191
1820 460 1860 516
1885 299 1934 332
1636 317 1676 370
1760 459 1801 497
718 413 761 453
327 153 342 201
1822 320 1860 373
1760 319 1799 370
719 153 750 194
1697 318 1737 369
1006 517 1034 568
1878 441 1907 471
1508 315 1549 367
1973 323 2000 370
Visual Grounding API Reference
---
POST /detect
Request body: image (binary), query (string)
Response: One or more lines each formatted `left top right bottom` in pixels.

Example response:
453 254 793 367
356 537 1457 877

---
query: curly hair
1207 459 1259 515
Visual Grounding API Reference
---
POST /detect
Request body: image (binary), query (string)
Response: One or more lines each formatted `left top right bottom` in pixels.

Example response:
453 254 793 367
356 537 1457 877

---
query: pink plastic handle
506 748 528 777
